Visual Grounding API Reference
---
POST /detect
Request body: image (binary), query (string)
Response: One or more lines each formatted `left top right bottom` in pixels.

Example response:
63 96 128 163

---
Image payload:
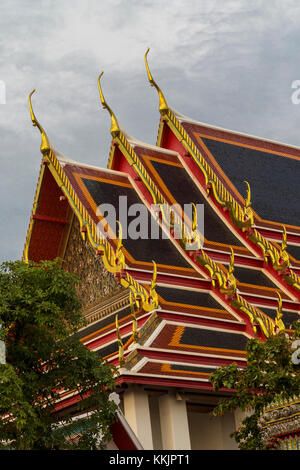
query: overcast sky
1 0 300 262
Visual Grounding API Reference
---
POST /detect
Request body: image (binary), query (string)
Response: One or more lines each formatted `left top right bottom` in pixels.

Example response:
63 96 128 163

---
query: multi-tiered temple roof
23 52 300 449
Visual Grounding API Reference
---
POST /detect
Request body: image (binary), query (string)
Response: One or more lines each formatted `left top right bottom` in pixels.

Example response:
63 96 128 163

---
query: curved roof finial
98 71 120 138
28 89 50 155
244 181 251 208
243 180 254 226
145 48 169 115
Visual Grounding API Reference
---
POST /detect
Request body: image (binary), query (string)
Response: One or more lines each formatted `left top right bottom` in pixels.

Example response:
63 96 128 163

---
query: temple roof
177 114 300 233
141 52 300 300
23 70 300 397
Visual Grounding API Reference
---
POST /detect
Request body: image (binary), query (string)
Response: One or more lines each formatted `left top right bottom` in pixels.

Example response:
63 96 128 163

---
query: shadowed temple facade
23 51 300 450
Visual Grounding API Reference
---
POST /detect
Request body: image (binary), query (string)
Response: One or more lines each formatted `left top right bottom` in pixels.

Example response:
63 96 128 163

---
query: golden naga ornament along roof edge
27 81 280 340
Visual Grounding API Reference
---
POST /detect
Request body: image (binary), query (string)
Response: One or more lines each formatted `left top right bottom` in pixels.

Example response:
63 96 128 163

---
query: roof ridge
174 109 300 154
163 106 300 299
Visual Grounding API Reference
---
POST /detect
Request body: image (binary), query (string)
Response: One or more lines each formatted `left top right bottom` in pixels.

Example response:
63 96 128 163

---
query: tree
0 259 118 450
210 325 300 450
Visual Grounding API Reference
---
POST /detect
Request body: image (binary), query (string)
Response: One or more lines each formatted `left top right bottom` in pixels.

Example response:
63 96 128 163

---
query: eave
157 109 300 300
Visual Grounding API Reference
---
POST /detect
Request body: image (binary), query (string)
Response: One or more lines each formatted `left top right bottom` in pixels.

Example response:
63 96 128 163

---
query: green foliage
0 259 118 450
210 327 300 450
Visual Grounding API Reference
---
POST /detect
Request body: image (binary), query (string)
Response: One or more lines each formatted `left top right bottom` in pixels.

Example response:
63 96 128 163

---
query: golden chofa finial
28 89 50 155
97 71 120 138
243 180 254 226
145 48 169 115
244 181 252 210
220 247 237 296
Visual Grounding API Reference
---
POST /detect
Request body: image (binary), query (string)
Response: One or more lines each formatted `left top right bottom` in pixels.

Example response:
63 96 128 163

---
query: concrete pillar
158 393 191 450
123 387 153 450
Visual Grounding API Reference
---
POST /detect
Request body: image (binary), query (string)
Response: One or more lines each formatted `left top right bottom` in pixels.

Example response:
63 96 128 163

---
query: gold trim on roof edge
22 161 46 263
164 106 300 295
48 147 155 311
99 78 277 337
108 120 276 338
27 89 276 339
195 249 276 337
26 91 157 319
98 77 207 250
